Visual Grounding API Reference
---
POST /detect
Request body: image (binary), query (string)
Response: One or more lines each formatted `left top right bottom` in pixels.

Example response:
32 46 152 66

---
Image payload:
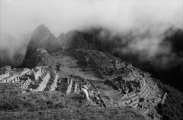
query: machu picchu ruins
1 21 182 120
1 0 183 119
0 48 167 120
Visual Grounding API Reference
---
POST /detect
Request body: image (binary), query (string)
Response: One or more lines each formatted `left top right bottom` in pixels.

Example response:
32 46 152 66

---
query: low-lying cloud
0 0 183 67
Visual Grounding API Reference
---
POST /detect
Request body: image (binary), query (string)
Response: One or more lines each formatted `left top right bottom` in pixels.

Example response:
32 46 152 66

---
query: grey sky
0 0 182 63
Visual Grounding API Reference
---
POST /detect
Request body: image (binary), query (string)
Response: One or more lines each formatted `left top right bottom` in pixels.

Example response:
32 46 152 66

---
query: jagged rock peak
31 24 54 40
36 24 47 30
23 24 60 62
34 24 50 33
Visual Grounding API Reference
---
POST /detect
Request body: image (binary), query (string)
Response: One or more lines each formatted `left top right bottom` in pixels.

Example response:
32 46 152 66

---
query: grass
0 83 146 120
0 107 146 120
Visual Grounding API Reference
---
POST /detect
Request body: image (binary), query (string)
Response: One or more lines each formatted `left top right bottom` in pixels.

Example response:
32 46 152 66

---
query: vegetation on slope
0 83 146 120
155 80 183 120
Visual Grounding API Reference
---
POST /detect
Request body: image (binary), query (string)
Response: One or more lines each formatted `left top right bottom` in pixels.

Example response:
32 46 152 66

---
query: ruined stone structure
0 61 165 119
0 72 10 81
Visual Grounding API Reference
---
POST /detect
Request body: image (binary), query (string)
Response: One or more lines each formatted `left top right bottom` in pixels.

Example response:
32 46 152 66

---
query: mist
0 0 183 67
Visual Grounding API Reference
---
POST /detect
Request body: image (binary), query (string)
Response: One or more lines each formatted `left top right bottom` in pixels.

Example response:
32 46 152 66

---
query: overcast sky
0 0 182 63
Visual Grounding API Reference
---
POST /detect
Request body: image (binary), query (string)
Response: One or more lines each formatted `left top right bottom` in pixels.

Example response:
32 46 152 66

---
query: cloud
0 0 182 66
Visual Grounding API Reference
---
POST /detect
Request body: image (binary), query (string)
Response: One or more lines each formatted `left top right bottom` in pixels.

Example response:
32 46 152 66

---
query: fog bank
0 0 183 66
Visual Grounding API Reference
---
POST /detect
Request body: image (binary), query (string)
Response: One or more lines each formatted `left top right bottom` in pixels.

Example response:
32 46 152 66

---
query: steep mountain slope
23 25 61 63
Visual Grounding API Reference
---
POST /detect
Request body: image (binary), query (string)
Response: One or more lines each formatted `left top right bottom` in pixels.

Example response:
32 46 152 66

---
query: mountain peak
23 25 60 63
36 24 46 29
31 24 52 41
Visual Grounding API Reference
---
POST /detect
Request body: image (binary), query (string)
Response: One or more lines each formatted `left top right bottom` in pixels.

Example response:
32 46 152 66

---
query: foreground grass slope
0 83 145 120
0 107 145 120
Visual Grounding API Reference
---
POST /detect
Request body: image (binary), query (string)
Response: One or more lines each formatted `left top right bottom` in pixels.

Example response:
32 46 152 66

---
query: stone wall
0 72 10 81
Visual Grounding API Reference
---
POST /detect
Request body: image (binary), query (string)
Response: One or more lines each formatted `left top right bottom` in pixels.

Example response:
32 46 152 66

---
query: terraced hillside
0 48 166 120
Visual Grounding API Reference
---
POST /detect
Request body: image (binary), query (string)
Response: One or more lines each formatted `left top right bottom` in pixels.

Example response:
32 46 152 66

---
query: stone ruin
0 64 166 119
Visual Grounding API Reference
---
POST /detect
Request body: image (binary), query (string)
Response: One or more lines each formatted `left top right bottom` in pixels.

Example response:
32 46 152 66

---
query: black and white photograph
0 0 183 120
